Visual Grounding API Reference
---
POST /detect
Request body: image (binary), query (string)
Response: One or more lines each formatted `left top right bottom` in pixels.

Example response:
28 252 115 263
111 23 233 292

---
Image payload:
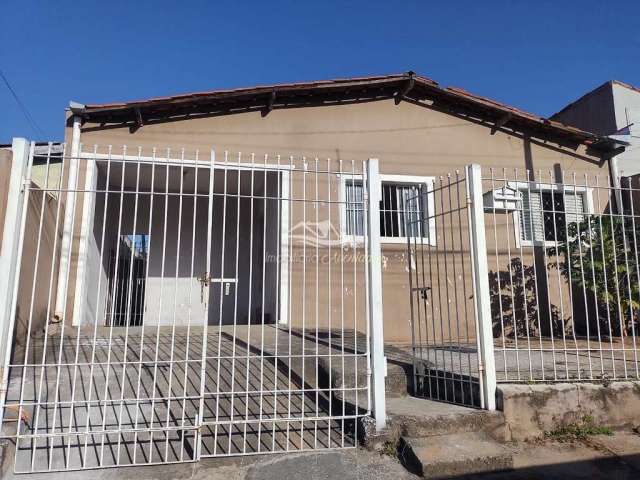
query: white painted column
0 138 33 426
466 164 497 411
72 148 97 326
54 116 81 321
366 158 387 430
278 170 290 325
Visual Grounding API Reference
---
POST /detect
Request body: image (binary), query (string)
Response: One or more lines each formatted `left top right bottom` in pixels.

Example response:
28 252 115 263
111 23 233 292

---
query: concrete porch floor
3 323 640 473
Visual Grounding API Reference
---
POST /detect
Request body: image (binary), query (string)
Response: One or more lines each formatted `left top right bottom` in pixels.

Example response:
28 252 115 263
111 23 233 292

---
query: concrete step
317 356 411 413
397 432 513 478
387 396 507 440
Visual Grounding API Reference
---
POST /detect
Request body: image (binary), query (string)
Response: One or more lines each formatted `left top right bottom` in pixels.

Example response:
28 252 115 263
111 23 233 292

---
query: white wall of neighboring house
611 82 640 177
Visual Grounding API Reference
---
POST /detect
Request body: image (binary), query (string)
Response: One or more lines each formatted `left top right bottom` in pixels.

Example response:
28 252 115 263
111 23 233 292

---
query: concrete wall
12 185 61 353
498 382 640 441
54 99 608 343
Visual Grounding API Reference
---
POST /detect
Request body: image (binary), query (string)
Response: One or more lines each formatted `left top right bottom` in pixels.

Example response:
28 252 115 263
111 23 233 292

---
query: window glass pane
345 180 364 236
541 191 566 242
345 180 428 239
519 188 585 244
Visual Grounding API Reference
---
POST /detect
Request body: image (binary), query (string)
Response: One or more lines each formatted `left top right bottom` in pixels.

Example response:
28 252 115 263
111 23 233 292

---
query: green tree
549 216 640 337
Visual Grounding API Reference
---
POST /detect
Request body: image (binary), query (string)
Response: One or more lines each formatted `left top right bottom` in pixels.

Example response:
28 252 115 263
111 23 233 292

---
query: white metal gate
406 166 496 410
0 142 384 473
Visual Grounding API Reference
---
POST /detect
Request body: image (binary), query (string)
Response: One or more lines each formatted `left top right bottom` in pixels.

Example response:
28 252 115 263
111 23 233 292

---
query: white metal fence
0 142 385 473
483 167 640 383
408 163 640 409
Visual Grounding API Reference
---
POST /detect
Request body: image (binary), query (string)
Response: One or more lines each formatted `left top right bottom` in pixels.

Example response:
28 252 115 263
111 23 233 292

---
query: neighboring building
552 80 640 178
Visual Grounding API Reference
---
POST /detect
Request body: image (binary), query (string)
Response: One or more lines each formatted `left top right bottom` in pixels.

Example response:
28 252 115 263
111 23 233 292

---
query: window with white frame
343 175 435 243
514 184 591 246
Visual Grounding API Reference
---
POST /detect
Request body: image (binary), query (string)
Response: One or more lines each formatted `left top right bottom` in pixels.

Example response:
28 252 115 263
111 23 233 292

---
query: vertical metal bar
594 175 616 376
163 148 186 460
227 152 242 454
349 159 358 445
286 155 293 450
513 169 534 381
179 150 200 461
48 141 84 470
81 146 112 466
524 170 547 380
97 146 128 466
27 143 66 471
466 164 496 411
212 151 229 457
365 159 386 429
300 157 307 448
534 170 558 380
606 173 628 377
446 174 466 400
624 177 640 378
241 154 256 454
197 148 215 461
314 157 320 450
257 154 269 452
455 171 475 400
66 145 101 468
271 154 282 451
326 157 333 447
488 169 508 381
546 170 570 380
131 148 157 464
572 173 593 379
146 148 171 463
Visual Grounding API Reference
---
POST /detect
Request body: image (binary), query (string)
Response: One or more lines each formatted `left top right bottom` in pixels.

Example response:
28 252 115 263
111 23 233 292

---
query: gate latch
198 272 212 303
411 286 431 301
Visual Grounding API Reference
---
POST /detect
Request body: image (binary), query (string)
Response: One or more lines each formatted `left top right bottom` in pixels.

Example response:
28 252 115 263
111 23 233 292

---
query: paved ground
4 434 640 479
470 434 640 480
0 446 418 480
413 337 640 384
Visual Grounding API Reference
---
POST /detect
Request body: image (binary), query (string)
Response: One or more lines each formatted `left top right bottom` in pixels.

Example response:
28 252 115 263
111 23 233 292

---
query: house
54 72 622 343
0 72 633 472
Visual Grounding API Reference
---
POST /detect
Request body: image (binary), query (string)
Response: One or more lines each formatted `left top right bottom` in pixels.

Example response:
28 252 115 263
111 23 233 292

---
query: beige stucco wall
0 148 12 248
55 99 608 344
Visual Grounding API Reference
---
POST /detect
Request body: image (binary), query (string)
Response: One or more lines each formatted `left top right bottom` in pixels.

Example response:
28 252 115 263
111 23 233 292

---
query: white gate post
466 164 497 411
366 158 386 430
0 138 33 426
54 115 81 321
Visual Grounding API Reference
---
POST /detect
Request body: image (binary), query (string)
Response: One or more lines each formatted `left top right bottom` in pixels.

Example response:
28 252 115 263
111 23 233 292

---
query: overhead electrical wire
0 68 46 139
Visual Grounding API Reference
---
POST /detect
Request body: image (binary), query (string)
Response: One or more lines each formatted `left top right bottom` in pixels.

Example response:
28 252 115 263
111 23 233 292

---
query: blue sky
1 1 639 142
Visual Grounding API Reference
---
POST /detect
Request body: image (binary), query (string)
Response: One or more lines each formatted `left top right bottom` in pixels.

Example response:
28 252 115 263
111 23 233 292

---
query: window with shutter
517 187 588 246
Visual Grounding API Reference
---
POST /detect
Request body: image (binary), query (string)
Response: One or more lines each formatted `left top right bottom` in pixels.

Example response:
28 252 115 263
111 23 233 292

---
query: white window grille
342 174 435 244
511 182 592 247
